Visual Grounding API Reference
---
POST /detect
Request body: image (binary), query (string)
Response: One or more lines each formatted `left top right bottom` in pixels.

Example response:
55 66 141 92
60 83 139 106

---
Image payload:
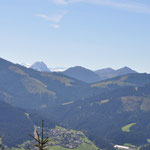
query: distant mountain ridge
30 61 51 72
30 62 66 72
63 66 101 83
95 66 137 81
29 61 137 80
63 66 137 83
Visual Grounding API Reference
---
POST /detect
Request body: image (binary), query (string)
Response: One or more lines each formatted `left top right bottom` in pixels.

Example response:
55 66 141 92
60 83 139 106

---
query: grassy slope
49 138 99 150
49 143 98 150
12 139 99 150
91 73 150 89
122 123 136 132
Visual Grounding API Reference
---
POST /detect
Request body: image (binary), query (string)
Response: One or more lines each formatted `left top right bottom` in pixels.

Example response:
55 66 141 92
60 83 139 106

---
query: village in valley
20 126 99 150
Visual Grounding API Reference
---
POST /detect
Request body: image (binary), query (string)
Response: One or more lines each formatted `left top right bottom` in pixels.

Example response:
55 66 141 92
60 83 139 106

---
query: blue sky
0 0 150 72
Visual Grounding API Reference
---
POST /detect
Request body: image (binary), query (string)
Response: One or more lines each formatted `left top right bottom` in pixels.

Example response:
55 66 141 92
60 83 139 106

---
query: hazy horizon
0 57 146 73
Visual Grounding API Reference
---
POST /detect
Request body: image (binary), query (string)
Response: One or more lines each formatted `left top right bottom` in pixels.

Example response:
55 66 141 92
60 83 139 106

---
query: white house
114 145 135 150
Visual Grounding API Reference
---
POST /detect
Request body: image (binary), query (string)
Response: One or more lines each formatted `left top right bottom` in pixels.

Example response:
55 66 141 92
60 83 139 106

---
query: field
122 123 136 132
49 143 98 150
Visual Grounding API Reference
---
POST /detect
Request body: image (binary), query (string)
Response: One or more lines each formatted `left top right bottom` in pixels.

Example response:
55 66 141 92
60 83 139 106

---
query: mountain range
30 61 137 83
95 67 137 81
1 58 150 149
63 66 137 83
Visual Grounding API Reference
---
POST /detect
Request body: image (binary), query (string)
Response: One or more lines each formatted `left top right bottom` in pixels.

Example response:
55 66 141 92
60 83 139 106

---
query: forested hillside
47 84 150 149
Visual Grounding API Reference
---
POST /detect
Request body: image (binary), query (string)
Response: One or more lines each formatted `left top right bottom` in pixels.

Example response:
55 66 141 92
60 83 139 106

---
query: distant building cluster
21 126 95 149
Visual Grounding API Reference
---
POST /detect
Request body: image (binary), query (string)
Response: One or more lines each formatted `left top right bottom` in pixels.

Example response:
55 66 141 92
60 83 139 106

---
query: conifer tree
30 120 51 150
